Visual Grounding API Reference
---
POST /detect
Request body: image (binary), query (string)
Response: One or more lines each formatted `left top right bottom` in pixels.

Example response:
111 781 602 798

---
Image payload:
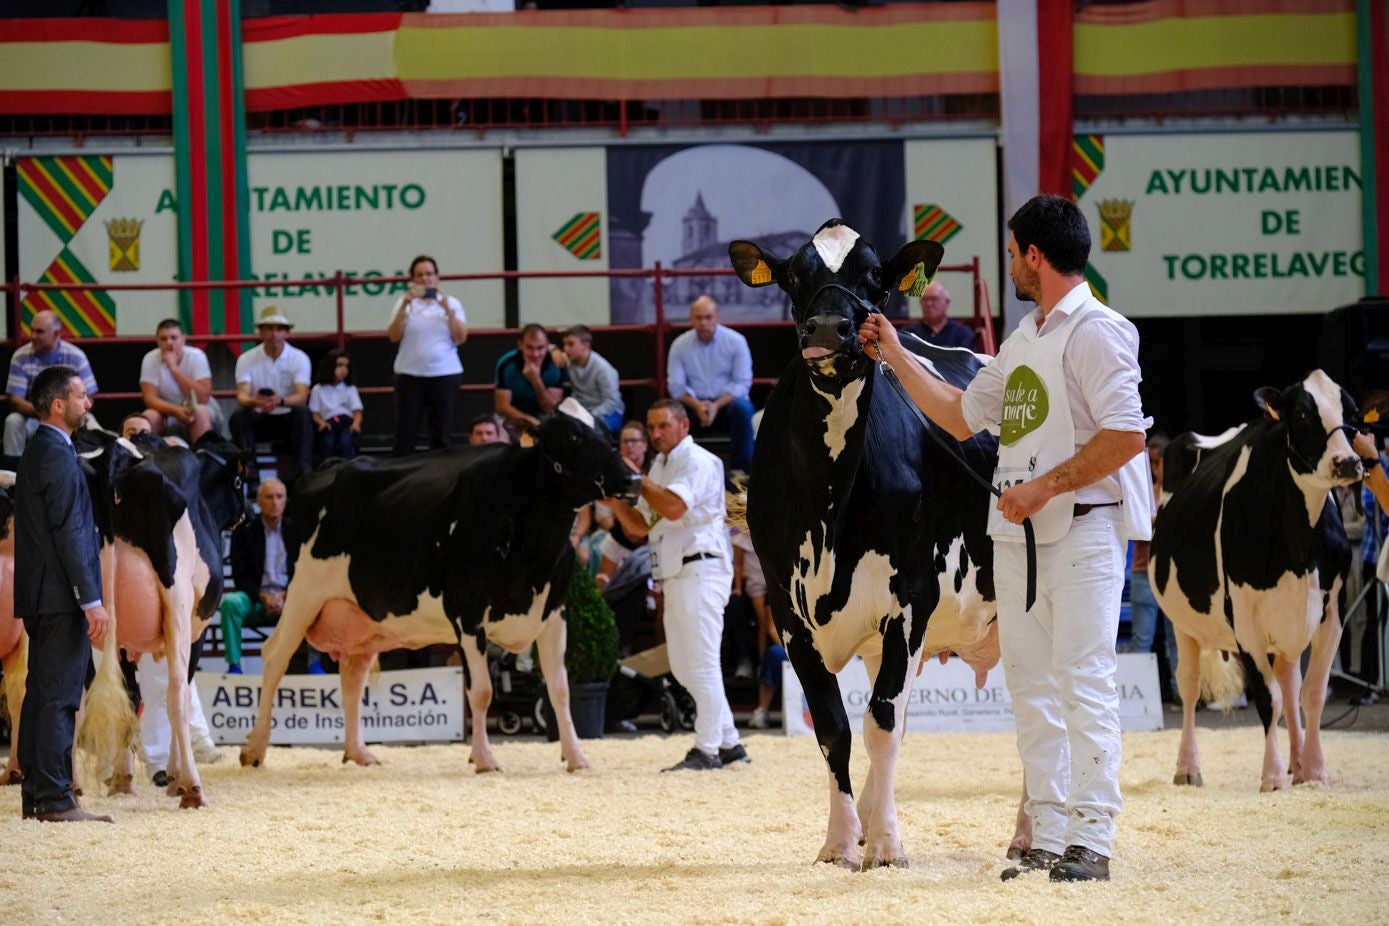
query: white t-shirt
309 382 363 420
234 343 312 416
643 435 731 580
139 345 212 405
391 295 465 378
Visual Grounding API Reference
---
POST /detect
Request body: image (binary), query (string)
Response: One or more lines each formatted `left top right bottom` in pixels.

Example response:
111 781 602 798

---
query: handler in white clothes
860 195 1149 883
605 399 748 771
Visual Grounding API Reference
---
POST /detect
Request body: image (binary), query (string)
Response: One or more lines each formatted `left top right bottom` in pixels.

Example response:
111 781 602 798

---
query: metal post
334 271 347 350
7 275 20 342
653 262 667 398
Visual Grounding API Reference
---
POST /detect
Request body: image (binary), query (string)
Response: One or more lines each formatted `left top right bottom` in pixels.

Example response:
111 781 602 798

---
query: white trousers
995 506 1125 857
662 558 738 755
137 653 217 769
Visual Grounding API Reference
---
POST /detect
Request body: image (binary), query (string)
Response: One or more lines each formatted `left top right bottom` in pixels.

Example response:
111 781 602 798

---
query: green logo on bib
1000 365 1049 446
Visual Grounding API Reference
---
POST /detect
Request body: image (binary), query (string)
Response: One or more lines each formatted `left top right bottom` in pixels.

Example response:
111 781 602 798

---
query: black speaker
1318 297 1389 397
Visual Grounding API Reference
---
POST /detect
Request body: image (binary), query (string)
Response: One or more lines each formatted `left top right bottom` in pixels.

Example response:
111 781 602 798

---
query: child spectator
309 348 362 463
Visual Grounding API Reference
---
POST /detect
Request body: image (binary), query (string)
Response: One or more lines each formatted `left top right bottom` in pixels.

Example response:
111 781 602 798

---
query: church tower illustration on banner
682 192 717 256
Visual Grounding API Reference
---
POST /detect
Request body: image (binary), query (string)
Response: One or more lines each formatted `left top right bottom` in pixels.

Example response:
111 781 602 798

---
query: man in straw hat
230 305 313 482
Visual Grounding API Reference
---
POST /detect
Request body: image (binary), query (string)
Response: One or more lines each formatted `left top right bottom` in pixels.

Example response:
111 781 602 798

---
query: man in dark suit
217 478 300 674
14 365 113 823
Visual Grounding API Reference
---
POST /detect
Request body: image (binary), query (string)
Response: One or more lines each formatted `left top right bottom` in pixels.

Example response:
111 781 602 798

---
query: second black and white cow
729 221 1000 869
239 399 640 772
1150 369 1359 791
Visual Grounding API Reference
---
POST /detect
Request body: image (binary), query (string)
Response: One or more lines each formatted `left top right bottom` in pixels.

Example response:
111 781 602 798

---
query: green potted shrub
543 557 620 739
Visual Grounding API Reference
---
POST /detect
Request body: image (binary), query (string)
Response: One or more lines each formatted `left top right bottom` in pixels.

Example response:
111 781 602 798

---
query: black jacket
228 515 300 599
14 424 103 617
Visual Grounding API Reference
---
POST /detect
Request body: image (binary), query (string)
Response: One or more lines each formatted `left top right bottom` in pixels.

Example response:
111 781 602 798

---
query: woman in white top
387 255 468 455
308 348 363 463
139 318 221 441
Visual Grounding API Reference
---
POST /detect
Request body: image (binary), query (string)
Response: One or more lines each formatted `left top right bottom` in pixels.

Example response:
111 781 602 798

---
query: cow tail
76 554 139 774
1197 648 1245 711
2 633 28 744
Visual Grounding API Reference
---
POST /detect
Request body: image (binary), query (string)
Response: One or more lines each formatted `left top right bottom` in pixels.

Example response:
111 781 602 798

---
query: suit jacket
229 515 300 599
14 423 103 618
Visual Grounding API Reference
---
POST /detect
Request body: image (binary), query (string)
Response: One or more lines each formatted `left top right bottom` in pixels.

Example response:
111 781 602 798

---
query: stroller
608 644 696 734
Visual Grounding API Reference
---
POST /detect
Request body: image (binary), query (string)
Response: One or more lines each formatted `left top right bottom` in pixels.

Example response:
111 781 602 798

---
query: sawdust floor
0 727 1385 925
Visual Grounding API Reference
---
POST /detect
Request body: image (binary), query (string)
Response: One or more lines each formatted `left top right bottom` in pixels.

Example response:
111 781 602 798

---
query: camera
258 388 274 398
424 287 438 300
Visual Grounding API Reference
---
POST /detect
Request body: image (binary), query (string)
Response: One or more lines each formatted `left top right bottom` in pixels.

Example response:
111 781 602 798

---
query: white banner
781 653 1163 736
1078 129 1364 317
196 667 465 746
515 146 610 327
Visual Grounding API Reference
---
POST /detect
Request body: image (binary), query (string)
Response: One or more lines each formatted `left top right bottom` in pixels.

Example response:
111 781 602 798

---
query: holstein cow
729 221 1000 869
1150 370 1358 791
76 431 251 806
0 481 26 785
239 399 640 772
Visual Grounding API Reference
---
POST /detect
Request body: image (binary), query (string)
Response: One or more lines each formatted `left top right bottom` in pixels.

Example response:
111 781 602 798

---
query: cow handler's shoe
661 748 722 772
151 770 169 788
1049 845 1110 882
33 807 114 823
718 744 750 765
1000 848 1060 881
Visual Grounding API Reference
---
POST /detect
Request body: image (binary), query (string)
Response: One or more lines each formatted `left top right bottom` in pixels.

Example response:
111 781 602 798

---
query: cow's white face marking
812 225 860 274
809 376 865 461
1301 369 1356 490
558 397 594 430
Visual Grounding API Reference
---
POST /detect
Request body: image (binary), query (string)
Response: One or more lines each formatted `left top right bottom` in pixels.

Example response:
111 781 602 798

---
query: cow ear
729 241 782 288
884 239 945 294
1253 386 1284 420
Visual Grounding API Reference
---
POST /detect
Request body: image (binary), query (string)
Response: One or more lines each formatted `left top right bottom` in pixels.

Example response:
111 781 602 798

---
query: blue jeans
1126 568 1159 653
760 643 787 688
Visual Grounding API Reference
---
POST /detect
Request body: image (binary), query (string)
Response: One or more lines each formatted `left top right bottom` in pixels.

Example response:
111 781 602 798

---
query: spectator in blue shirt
494 323 568 427
904 281 978 350
666 295 755 473
5 311 99 456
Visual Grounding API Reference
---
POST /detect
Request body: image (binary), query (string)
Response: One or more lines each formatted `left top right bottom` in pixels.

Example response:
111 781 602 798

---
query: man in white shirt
139 318 221 442
859 195 1148 883
230 305 313 481
605 399 748 771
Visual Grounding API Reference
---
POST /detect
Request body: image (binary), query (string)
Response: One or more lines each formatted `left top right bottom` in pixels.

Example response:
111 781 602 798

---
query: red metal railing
0 261 992 404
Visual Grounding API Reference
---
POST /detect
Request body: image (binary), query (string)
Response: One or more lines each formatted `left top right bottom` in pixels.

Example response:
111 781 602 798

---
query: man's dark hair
1008 195 1090 276
470 413 500 431
409 254 438 276
156 318 183 334
563 325 593 345
648 398 687 422
30 365 80 419
518 323 548 342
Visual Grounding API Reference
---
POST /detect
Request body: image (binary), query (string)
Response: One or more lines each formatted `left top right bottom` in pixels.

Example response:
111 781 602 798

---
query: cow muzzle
1332 454 1362 481
800 313 857 360
610 472 642 504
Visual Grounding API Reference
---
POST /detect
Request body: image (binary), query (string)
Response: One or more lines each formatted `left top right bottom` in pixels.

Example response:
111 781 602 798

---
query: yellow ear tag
750 260 772 285
903 262 931 298
897 266 917 293
1367 408 1381 424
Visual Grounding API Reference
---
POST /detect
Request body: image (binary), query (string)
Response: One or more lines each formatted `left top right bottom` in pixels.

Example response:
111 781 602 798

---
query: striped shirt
6 341 98 399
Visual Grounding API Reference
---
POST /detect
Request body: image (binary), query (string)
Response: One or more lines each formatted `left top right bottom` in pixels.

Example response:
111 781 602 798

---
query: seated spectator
904 281 978 350
4 310 99 456
229 305 313 482
556 324 624 433
218 479 301 675
667 294 755 473
469 413 509 445
121 412 153 441
494 323 568 427
308 348 363 463
139 318 221 442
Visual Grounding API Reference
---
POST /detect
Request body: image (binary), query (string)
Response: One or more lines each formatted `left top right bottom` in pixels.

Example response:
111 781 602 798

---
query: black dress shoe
32 807 114 823
661 748 722 772
152 770 170 788
1000 847 1060 881
717 744 750 765
1049 844 1110 882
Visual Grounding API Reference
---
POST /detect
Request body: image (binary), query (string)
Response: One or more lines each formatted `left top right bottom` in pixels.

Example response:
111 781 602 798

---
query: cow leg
459 632 500 773
536 615 589 772
785 635 860 868
1007 785 1032 860
339 652 381 767
1297 601 1344 785
1272 653 1304 781
1173 630 1204 785
163 581 207 808
241 587 325 768
1241 651 1287 792
858 621 915 870
2 633 28 784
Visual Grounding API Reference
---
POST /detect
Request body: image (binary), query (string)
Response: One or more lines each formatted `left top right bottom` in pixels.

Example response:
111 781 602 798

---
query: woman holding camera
388 254 468 455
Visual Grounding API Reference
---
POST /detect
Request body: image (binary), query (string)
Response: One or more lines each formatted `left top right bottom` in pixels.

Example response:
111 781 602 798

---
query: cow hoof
107 773 135 796
166 781 182 798
1293 767 1328 786
860 856 909 871
475 764 501 774
239 750 263 768
72 787 83 798
342 751 381 767
565 758 590 773
1006 846 1027 862
1173 771 1204 787
2 769 23 785
1260 776 1290 793
179 787 208 809
816 855 861 871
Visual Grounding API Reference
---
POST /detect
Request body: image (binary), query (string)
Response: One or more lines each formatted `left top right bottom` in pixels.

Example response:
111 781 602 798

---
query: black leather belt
1074 501 1121 517
682 552 722 564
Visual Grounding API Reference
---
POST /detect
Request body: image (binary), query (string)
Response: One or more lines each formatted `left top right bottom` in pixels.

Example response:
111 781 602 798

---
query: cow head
1253 369 1363 486
192 434 254 533
730 220 943 381
538 398 642 507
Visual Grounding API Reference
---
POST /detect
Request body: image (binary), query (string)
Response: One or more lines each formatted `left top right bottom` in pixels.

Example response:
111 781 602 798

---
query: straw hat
255 305 293 328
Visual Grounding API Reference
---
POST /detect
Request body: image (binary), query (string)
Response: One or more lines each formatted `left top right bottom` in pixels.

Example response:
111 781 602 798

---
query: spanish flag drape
169 0 253 339
1359 0 1389 295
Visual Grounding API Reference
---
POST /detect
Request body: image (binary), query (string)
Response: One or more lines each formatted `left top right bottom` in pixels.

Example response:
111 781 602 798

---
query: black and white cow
1150 369 1359 791
729 221 1001 869
72 430 251 806
238 399 640 772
